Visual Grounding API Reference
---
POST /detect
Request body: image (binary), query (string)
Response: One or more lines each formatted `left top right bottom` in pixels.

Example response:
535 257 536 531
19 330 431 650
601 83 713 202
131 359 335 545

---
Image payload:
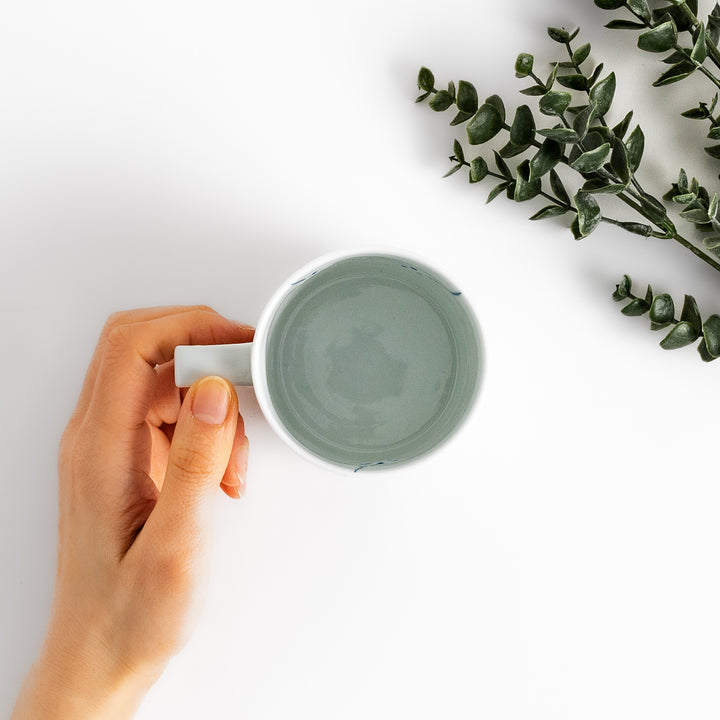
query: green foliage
415 13 720 362
613 277 720 360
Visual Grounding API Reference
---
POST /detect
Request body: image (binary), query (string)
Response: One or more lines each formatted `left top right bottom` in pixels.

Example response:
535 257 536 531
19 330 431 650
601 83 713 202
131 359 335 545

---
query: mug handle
174 343 254 387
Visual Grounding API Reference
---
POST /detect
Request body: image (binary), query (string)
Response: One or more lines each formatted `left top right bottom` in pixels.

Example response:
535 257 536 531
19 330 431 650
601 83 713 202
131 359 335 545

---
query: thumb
152 375 238 539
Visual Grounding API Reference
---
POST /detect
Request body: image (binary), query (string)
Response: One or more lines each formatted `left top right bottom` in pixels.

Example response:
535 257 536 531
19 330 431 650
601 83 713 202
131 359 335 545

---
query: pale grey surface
2 1 720 719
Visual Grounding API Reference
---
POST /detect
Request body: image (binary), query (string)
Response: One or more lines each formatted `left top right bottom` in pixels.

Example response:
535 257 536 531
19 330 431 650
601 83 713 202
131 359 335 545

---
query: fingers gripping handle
174 343 254 387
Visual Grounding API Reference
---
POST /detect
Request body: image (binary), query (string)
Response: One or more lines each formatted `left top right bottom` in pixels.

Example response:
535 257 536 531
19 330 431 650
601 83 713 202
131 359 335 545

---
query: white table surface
3 1 720 718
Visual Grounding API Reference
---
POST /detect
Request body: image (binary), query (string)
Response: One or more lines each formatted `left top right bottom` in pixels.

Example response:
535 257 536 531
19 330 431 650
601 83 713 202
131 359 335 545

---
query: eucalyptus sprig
596 0 720 162
417 21 720 361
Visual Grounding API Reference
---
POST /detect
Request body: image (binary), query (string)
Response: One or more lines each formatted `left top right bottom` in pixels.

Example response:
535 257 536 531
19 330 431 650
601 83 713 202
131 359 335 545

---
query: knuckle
105 323 134 354
103 310 131 333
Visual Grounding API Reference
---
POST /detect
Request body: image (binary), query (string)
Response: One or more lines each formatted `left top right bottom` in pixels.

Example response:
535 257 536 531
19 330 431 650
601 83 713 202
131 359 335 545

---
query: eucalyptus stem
416 16 720 361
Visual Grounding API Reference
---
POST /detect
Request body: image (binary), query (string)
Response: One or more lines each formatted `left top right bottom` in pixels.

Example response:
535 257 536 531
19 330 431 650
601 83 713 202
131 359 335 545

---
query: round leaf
539 91 572 116
574 191 602 237
529 139 562 180
570 142 611 173
510 105 536 146
418 67 435 92
622 298 651 316
428 90 454 112
457 81 479 114
702 314 720 357
573 43 592 66
638 21 678 53
466 103 503 145
470 156 489 183
660 321 700 349
547 27 571 43
649 293 675 328
515 53 534 78
514 160 542 202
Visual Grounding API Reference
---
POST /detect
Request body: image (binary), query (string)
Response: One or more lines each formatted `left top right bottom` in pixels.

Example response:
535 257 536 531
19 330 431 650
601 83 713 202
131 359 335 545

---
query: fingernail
192 376 230 425
223 483 242 500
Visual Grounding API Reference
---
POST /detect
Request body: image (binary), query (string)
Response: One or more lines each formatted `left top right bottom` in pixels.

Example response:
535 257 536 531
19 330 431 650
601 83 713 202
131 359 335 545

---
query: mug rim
251 246 484 474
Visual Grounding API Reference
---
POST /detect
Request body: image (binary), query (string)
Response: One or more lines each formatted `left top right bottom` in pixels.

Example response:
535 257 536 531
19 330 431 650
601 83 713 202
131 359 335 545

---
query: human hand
11 306 254 719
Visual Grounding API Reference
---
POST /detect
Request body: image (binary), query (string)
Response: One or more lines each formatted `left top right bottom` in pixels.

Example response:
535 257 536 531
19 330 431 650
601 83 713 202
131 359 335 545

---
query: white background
2 0 720 718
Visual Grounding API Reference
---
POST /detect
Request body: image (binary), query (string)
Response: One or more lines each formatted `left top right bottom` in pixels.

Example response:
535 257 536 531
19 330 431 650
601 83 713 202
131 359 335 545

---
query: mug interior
258 253 482 471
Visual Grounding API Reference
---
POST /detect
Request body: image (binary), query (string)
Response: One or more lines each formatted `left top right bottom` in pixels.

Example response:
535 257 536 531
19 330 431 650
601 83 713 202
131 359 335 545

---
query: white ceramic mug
174 249 483 472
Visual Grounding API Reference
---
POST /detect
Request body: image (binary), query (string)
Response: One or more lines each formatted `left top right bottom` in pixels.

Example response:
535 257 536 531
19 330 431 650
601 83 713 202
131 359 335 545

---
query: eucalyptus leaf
486 182 509 204
627 0 651 23
548 27 571 43
574 191 602 237
514 159 542 202
612 275 632 301
594 0 625 8
453 139 465 164
537 127 580 143
539 91 573 116
615 221 653 235
515 53 534 78
581 179 626 194
622 298 651 316
529 139 562 180
510 105 536 146
499 140 531 158
557 74 589 91
649 293 675 328
520 85 547 97
529 205 570 220
705 145 720 159
610 139 632 185
681 294 702 332
612 111 633 140
625 125 645 172
485 95 506 124
457 81 479 114
708 126 720 139
589 72 616 117
573 43 592 65
682 106 711 120
709 4 720 46
702 314 720 356
494 150 513 180
466 104 503 144
570 142 612 172
573 104 595 140
418 67 435 92
429 90 454 112
442 164 464 178
653 61 696 86
550 169 571 206
660 321 700 349
450 110 475 126
545 63 559 91
638 21 678 53
691 23 708 64
469 157 489 183
605 20 647 30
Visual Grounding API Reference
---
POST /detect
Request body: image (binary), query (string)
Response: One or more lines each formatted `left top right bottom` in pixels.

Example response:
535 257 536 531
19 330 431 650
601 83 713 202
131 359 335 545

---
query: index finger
86 307 254 435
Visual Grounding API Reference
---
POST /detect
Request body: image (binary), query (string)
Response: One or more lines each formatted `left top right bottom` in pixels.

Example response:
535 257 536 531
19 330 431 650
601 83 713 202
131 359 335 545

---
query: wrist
12 614 162 720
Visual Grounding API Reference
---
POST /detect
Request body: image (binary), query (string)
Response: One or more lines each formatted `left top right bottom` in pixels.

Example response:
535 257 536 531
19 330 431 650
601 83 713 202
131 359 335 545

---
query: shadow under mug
174 249 483 473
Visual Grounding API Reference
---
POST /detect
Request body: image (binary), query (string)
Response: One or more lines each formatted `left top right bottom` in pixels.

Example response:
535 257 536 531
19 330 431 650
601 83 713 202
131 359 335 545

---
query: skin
11 306 254 719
